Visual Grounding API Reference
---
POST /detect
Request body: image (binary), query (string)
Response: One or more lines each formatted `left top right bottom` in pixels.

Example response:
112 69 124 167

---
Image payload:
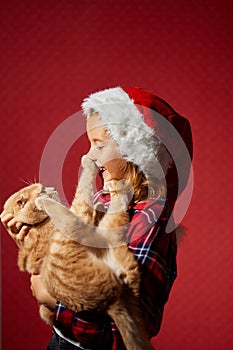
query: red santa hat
82 86 192 183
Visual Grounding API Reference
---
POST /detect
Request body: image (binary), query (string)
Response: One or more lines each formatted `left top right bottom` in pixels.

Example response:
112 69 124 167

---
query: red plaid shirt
53 191 177 349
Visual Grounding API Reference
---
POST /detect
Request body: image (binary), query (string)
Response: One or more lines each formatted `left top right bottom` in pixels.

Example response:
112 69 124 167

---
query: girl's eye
96 145 104 151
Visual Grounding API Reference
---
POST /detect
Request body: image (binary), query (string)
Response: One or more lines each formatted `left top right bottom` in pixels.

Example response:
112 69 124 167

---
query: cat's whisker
18 177 33 186
33 175 38 184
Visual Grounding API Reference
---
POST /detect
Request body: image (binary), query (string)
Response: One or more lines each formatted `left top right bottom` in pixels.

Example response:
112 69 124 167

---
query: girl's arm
30 274 56 311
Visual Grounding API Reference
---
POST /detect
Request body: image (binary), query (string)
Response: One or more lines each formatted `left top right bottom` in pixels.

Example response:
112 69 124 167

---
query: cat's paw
104 180 134 205
35 196 58 212
81 155 97 171
35 197 46 211
104 179 132 193
104 179 123 193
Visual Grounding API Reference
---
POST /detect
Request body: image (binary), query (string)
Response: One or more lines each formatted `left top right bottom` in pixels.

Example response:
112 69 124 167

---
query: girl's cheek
102 159 128 180
98 150 110 165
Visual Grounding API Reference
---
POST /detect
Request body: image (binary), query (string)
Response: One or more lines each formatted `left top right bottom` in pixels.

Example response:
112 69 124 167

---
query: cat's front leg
35 196 95 243
35 197 81 239
71 155 98 224
97 180 132 245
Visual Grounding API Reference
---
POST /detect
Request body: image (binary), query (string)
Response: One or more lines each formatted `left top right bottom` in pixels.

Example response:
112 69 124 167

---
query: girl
2 87 193 350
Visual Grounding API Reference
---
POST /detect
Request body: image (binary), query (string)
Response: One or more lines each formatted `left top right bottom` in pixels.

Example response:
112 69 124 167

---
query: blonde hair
121 162 166 207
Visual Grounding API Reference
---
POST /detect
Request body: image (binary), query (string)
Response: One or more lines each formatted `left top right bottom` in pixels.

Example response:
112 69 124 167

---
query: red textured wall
1 1 233 349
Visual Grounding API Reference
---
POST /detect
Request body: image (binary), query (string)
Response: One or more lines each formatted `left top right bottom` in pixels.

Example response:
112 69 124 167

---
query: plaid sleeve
54 194 177 347
54 302 126 349
127 201 177 338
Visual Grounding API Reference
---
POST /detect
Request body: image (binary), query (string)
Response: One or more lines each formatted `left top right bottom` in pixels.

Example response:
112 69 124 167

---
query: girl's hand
30 274 56 311
0 212 30 246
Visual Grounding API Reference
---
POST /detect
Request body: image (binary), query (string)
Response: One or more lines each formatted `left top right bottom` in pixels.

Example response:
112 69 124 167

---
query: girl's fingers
17 225 30 242
0 213 14 227
7 217 20 234
1 213 30 244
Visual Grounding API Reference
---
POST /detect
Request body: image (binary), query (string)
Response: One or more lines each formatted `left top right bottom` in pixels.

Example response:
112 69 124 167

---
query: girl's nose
86 148 97 161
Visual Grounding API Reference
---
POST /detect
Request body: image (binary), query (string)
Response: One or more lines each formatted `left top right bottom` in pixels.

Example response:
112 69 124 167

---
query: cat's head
3 183 59 225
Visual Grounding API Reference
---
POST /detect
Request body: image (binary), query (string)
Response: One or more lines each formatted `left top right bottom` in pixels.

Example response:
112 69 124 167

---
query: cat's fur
2 156 153 350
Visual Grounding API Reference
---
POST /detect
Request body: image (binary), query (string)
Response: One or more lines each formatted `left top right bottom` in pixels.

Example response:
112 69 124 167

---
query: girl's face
86 114 128 182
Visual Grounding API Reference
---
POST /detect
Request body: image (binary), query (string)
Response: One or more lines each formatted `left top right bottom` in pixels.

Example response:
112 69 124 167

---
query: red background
1 1 233 349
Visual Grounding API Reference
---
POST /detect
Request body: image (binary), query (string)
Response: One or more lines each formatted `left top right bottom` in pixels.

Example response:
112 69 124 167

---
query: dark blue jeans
47 331 84 350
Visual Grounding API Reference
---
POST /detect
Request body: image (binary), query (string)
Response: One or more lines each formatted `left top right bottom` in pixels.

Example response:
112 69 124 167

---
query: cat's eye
17 199 26 209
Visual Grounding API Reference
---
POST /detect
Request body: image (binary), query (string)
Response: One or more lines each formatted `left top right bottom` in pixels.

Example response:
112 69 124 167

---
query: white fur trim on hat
82 87 162 177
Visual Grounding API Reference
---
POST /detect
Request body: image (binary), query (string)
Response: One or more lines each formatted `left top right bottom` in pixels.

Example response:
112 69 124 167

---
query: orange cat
2 156 153 350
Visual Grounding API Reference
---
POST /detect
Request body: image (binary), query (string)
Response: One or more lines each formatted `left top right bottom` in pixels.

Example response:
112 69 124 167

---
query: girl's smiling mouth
98 167 107 181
